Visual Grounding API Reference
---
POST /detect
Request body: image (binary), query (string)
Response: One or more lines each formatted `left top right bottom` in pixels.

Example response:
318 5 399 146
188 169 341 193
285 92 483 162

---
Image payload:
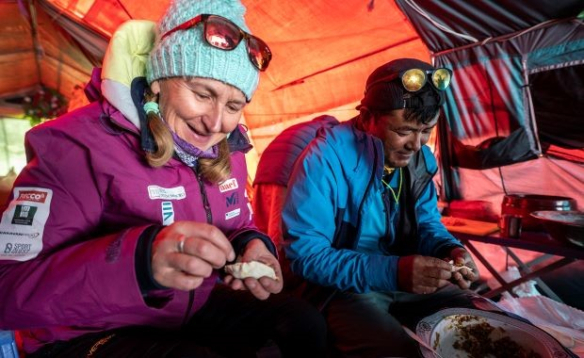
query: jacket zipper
181 171 214 327
354 142 379 249
381 190 391 241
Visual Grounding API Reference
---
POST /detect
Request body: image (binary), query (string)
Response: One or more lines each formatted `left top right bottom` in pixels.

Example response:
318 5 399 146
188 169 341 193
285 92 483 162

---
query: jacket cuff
135 225 167 295
231 230 277 257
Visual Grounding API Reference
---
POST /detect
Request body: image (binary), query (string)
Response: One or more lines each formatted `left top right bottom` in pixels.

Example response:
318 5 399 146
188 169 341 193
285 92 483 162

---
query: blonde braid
143 89 173 167
198 138 232 184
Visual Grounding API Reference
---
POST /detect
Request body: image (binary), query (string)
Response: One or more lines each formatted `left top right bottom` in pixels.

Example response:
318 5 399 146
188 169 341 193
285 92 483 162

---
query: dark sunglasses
366 68 453 93
160 14 272 71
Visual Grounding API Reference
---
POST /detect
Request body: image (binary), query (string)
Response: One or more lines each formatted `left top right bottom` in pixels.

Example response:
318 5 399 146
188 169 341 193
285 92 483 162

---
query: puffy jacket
253 115 339 187
0 69 273 354
282 119 462 294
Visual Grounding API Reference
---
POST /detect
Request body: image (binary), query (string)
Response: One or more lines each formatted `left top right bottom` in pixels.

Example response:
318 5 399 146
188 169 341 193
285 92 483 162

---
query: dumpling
224 261 278 280
448 260 473 273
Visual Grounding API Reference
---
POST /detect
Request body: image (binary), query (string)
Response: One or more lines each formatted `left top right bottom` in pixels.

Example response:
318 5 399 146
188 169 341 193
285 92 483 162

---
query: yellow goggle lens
401 69 426 92
432 68 451 91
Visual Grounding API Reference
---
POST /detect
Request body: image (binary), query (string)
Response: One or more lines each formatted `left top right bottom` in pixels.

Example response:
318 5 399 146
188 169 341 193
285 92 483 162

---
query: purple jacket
0 71 271 353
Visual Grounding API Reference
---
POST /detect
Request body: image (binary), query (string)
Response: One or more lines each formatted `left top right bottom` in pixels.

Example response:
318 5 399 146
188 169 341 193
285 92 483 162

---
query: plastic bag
498 295 584 356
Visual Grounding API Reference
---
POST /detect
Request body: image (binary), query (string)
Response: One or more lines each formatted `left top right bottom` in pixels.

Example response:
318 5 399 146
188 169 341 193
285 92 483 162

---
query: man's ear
150 80 160 95
358 107 374 131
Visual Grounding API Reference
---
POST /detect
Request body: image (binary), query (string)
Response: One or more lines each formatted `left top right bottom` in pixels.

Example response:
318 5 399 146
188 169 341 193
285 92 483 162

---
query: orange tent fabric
0 0 429 155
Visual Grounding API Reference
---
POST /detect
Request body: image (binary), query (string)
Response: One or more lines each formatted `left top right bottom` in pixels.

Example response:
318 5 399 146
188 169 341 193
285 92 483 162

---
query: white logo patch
225 208 241 220
218 178 238 193
161 201 175 226
0 187 53 261
148 185 186 200
245 191 253 221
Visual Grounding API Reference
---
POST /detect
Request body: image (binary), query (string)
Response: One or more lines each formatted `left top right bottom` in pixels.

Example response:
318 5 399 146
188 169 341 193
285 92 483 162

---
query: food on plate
446 314 542 358
224 261 278 280
448 260 474 273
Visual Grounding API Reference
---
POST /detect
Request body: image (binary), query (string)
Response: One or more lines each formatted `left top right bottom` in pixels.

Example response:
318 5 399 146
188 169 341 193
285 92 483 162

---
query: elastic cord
143 101 160 115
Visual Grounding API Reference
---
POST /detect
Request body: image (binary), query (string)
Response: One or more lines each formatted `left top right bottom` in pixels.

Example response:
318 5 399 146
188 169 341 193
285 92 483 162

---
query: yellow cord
381 168 402 203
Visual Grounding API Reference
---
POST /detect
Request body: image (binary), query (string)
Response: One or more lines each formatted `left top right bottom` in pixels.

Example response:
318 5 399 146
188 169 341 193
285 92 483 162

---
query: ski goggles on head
366 68 452 93
160 14 272 71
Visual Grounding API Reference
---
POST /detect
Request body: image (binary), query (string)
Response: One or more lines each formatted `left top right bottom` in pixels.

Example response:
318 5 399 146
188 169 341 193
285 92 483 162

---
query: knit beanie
359 58 445 111
146 0 259 101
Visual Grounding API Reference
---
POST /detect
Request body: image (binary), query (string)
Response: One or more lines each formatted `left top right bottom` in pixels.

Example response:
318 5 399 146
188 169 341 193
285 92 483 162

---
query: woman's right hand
151 221 235 291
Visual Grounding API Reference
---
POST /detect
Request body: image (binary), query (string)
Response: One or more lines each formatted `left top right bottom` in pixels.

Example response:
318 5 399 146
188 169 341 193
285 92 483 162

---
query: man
282 58 480 357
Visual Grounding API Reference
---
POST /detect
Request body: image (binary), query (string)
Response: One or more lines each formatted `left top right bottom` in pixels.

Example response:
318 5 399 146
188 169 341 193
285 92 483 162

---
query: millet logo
17 190 48 203
226 192 239 207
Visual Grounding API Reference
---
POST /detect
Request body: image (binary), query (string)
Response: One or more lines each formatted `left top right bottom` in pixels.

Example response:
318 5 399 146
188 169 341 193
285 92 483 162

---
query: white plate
416 308 570 358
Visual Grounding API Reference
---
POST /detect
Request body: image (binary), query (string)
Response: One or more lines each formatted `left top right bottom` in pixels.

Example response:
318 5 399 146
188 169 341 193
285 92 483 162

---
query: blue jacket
282 119 463 293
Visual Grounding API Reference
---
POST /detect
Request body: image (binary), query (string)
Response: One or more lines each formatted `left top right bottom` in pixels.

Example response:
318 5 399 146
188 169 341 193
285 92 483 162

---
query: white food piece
224 261 278 280
448 260 473 273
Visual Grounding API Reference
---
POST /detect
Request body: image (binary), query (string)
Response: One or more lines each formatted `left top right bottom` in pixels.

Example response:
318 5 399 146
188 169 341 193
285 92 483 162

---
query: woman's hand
223 238 283 300
448 247 479 289
397 255 453 294
151 221 235 291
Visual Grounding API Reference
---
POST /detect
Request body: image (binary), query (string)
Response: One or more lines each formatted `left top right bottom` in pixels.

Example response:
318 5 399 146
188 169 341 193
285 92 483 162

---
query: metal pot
531 211 584 247
501 194 577 231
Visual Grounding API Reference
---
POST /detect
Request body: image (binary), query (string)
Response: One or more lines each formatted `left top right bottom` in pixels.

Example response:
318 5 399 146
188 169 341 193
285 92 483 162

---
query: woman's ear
150 80 160 95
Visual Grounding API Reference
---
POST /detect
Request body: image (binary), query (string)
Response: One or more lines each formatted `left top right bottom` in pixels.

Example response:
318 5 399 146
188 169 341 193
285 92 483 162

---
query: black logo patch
11 205 38 225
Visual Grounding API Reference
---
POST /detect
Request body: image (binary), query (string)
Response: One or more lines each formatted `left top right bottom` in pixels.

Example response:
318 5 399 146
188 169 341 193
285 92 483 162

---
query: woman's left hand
223 239 283 299
449 247 480 289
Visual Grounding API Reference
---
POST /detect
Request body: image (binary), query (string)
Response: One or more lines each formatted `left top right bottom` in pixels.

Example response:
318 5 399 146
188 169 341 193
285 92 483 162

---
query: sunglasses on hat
160 14 272 71
366 68 452 93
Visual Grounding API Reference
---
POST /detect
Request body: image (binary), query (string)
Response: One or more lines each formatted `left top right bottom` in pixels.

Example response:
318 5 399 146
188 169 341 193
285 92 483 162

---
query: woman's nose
203 106 223 133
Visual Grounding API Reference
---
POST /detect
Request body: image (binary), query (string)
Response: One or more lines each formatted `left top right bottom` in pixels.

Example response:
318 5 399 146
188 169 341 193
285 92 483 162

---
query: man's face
364 109 439 167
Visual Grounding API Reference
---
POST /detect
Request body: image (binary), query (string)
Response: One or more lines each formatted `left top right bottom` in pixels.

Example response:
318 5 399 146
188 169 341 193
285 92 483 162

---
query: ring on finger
178 238 185 254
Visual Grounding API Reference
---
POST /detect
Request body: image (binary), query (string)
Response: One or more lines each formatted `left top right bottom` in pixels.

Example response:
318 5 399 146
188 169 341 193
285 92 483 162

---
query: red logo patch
17 190 48 203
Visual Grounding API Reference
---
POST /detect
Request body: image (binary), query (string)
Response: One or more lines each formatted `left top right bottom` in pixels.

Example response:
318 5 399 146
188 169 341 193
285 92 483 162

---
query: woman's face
151 77 247 151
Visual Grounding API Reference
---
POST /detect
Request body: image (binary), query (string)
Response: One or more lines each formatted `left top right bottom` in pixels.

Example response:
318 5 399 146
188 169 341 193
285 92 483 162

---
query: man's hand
151 221 235 291
223 239 283 300
397 255 453 294
448 247 479 289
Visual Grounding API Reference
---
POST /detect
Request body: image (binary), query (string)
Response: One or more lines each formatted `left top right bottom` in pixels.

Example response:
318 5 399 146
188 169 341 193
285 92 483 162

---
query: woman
0 0 326 357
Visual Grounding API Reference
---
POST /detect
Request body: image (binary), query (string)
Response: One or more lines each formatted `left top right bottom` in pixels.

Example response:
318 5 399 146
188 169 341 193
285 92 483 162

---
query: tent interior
0 0 583 353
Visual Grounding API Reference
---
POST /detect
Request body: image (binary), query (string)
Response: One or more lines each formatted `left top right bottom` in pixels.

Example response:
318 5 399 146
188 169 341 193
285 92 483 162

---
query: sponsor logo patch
0 187 52 261
161 201 175 226
11 205 37 226
225 192 239 207
245 191 253 221
17 190 48 203
148 185 186 200
3 242 32 255
218 178 238 193
225 208 241 220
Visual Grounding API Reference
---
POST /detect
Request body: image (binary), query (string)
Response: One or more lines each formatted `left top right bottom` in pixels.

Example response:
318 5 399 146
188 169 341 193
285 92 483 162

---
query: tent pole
26 0 43 87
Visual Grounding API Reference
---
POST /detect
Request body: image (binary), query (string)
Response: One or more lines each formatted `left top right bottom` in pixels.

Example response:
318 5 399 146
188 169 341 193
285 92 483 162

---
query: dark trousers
29 284 327 358
324 284 477 358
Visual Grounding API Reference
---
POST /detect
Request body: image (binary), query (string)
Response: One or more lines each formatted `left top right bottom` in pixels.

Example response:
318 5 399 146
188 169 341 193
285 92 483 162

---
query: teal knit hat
146 0 259 101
